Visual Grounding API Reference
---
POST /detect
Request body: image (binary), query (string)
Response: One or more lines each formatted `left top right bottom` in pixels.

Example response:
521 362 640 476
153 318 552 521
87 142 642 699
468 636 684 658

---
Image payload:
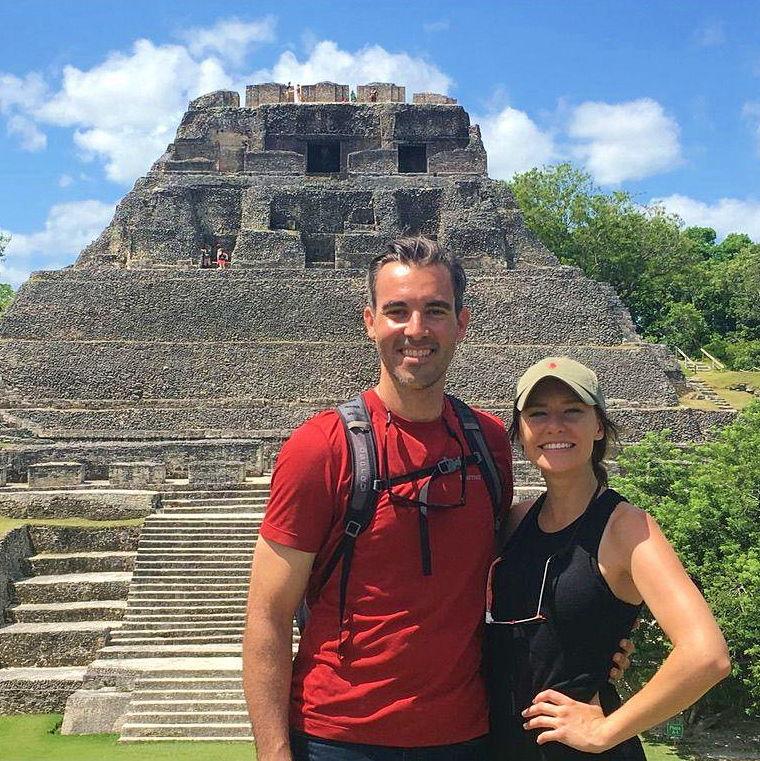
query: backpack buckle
345 520 362 538
437 457 460 475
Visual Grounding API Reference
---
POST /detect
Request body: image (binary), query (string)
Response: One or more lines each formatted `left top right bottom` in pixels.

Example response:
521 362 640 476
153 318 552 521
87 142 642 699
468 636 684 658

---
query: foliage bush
507 164 760 367
611 403 760 719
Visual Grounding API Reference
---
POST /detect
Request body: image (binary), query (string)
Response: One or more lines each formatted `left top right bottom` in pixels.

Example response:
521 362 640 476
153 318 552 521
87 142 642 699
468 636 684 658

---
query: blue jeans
290 731 489 761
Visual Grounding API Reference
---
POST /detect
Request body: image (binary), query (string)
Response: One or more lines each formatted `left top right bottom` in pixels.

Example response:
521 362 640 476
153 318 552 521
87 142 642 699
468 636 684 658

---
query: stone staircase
111 481 270 742
685 378 735 411
0 526 137 713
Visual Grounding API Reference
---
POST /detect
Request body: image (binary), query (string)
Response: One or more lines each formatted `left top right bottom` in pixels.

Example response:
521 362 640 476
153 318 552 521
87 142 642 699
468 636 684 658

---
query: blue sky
1 0 759 287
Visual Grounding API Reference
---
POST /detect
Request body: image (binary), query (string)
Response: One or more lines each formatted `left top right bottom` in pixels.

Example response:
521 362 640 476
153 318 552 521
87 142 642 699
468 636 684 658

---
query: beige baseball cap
515 356 606 411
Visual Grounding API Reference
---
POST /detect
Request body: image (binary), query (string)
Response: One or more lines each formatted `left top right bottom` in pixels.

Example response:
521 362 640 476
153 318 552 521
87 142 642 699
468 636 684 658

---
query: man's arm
243 536 316 761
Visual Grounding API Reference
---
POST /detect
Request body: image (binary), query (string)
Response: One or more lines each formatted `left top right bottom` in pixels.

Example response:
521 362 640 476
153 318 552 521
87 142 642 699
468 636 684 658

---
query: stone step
12 572 132 604
114 623 243 634
0 621 120 667
136 676 243 690
110 634 242 646
163 497 268 507
7 599 127 624
132 697 245 707
119 722 253 740
99 643 242 659
138 537 260 545
134 562 251 571
138 529 259 537
30 551 136 575
123 612 246 622
148 514 265 521
125 602 247 611
129 577 249 585
135 549 253 556
0 665 86 713
126 596 248 605
125 710 248 725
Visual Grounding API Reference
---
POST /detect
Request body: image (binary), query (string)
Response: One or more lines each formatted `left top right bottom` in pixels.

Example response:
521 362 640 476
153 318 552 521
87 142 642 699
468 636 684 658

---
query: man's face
363 262 470 392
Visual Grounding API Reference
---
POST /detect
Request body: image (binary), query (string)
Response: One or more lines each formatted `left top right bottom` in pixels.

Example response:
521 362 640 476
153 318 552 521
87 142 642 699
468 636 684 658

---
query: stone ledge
0 489 158 520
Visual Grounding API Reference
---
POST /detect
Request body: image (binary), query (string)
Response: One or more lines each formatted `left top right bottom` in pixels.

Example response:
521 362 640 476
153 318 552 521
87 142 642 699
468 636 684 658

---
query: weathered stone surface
0 666 85 713
413 92 457 105
12 573 131 605
0 621 119 667
190 90 240 110
60 688 132 733
28 525 141 554
28 462 84 488
0 489 157 520
189 460 245 485
109 462 165 488
0 528 33 626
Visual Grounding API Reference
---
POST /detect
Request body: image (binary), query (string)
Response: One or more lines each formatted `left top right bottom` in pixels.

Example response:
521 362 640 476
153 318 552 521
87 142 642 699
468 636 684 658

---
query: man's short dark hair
367 237 467 315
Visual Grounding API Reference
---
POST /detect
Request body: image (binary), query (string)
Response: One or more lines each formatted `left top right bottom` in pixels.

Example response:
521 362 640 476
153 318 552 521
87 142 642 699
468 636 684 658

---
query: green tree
507 164 703 337
612 404 760 718
0 233 12 316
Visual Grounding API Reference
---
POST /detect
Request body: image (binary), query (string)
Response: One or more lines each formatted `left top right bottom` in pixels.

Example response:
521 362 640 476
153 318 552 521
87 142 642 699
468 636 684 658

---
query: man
243 238 628 760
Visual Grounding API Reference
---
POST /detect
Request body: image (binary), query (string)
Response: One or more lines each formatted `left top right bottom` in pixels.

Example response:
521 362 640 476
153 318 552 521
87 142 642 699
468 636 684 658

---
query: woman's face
518 377 603 476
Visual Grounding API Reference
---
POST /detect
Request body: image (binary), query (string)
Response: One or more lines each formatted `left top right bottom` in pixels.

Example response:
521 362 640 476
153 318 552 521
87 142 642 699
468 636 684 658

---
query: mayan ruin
0 82 735 741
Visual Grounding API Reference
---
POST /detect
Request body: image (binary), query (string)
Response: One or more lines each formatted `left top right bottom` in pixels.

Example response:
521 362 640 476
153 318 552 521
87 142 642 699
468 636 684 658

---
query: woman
486 356 730 760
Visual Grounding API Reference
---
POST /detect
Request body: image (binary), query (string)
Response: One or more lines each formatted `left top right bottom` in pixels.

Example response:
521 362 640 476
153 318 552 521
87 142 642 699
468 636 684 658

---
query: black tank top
485 488 645 761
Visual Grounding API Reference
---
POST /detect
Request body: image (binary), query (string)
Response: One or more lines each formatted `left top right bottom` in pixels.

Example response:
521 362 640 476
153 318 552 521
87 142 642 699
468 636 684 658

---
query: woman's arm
522 505 730 753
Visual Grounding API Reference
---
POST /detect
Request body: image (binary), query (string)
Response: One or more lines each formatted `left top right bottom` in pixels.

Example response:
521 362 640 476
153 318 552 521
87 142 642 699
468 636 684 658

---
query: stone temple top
155 84 481 178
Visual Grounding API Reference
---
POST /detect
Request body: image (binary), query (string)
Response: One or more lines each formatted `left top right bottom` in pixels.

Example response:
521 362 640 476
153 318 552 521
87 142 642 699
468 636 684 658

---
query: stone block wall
0 528 32 626
0 268 639 346
28 462 84 488
246 83 293 107
299 82 349 103
413 93 457 105
357 83 405 102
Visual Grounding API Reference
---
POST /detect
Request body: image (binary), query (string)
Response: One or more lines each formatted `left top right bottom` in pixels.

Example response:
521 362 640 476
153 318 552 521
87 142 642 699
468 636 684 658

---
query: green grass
0 516 144 538
0 714 257 760
694 370 760 411
0 715 696 761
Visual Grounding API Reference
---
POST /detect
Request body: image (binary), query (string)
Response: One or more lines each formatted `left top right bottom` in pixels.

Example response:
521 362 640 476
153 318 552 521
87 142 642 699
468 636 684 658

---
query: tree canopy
611 403 760 718
507 164 760 368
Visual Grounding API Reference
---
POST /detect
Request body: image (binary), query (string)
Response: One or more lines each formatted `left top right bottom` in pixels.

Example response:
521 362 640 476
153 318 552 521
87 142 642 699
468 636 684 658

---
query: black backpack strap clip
447 395 504 527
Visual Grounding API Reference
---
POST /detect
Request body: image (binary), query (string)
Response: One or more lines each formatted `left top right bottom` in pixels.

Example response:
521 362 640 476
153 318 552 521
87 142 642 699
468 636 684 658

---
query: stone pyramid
0 82 732 481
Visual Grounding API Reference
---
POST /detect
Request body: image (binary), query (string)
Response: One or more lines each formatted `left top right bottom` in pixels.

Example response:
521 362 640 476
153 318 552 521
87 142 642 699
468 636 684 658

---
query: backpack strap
303 395 381 643
447 395 504 530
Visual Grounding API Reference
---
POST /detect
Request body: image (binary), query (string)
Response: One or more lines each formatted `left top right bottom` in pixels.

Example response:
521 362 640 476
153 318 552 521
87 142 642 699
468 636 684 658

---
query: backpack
296 393 504 641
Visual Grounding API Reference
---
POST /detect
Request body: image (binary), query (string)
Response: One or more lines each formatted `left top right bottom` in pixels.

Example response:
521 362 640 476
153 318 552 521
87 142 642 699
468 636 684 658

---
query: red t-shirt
260 389 513 746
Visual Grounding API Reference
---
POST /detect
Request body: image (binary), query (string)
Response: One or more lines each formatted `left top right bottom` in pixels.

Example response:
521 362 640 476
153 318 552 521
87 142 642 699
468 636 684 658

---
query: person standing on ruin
217 246 230 270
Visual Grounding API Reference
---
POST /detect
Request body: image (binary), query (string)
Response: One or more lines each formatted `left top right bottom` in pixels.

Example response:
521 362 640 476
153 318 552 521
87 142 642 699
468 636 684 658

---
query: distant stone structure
0 81 734 739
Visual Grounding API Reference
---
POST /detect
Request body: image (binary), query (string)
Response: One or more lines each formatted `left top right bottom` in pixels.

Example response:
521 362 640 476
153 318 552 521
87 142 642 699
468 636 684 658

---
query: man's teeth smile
402 348 433 358
540 442 574 450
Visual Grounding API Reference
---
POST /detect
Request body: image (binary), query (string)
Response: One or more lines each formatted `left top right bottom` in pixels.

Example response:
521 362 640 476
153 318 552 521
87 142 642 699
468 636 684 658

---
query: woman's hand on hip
522 689 616 754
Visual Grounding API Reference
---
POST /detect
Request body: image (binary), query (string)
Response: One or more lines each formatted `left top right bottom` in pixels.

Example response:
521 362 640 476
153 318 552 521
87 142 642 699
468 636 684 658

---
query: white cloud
1 200 115 287
694 21 726 47
253 40 452 95
6 114 46 151
58 174 73 188
180 16 276 66
0 17 275 184
568 98 682 184
477 106 556 179
653 194 760 241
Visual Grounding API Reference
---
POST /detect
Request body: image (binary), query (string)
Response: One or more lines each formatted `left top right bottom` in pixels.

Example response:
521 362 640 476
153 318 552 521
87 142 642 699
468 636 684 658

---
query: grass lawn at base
0 715 697 761
694 371 760 411
0 715 257 761
0 516 144 538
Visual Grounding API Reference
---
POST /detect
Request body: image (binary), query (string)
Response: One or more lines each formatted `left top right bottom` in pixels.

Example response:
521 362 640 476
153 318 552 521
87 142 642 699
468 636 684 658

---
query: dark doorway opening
302 233 336 268
398 145 427 173
307 142 341 174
